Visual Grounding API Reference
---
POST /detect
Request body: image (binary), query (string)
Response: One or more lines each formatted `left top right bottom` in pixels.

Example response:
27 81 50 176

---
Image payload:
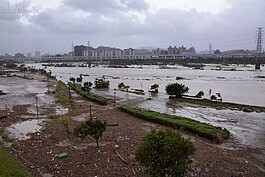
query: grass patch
0 146 33 177
68 82 107 105
0 130 20 149
119 106 230 143
0 130 13 143
56 81 74 107
173 97 265 113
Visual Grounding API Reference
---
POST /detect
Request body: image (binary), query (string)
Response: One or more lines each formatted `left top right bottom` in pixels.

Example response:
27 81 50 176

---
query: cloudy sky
0 0 264 55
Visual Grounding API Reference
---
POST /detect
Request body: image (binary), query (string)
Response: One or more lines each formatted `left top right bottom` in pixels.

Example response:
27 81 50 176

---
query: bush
94 78 110 89
74 119 107 148
165 83 189 98
136 129 195 177
195 91 204 98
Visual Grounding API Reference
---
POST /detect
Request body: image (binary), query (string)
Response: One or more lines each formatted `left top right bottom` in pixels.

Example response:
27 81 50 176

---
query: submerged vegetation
173 97 265 113
68 82 107 105
119 106 230 143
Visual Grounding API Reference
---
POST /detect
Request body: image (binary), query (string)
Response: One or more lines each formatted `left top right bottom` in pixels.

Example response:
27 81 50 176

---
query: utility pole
255 28 263 69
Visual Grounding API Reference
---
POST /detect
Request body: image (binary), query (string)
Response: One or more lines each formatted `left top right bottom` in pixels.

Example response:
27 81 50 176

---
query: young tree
135 129 195 177
74 119 107 148
165 83 189 98
58 115 70 135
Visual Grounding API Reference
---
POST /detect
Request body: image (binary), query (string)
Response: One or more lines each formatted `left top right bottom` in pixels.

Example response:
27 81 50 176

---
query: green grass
0 146 33 177
119 106 230 143
0 130 13 143
173 97 265 112
56 81 74 107
68 82 107 105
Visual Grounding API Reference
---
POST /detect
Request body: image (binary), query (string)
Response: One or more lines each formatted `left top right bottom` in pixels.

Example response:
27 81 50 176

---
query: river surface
24 63 265 149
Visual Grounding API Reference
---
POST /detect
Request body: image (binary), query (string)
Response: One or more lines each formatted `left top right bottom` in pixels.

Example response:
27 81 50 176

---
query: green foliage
94 78 110 89
0 130 20 148
136 129 195 177
68 82 107 105
119 106 230 143
0 130 13 142
210 95 217 100
11 140 20 149
58 115 70 134
195 91 204 98
56 81 74 107
74 119 107 148
0 146 33 177
165 82 189 98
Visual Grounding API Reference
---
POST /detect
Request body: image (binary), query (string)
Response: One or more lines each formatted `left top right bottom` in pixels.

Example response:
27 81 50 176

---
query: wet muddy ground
0 70 265 176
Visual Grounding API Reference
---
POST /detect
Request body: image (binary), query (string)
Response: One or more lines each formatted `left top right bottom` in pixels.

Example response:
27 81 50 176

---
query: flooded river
14 63 265 149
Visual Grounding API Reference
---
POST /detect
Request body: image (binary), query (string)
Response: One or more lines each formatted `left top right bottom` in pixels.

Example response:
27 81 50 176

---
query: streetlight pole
114 92 116 108
35 96 39 119
89 105 92 120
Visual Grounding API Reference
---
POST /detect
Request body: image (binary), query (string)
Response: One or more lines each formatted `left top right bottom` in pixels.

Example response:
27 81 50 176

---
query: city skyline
0 0 264 54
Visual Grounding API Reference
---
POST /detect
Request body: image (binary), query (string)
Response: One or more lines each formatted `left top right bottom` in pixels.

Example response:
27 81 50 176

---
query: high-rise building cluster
73 45 195 57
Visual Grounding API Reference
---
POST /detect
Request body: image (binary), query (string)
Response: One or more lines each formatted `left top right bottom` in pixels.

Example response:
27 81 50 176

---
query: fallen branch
114 148 129 165
107 123 119 126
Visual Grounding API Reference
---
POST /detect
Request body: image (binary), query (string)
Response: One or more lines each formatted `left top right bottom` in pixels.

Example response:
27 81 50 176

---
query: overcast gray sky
0 0 264 55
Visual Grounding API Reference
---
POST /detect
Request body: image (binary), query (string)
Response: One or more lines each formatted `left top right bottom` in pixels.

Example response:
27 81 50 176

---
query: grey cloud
64 0 148 14
0 0 21 21
1 0 265 54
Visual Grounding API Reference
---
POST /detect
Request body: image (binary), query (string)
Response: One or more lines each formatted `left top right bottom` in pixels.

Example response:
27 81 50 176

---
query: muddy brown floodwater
0 69 265 176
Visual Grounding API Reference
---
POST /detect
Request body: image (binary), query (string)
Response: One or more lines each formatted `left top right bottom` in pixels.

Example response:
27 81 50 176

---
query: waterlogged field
26 63 265 148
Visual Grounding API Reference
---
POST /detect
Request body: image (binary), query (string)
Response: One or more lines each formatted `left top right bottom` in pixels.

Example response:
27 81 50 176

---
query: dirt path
0 73 265 177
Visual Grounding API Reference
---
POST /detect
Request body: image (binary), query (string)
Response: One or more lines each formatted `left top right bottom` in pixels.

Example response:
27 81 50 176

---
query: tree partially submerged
74 119 107 148
195 91 204 98
135 129 195 177
165 82 189 98
94 78 110 89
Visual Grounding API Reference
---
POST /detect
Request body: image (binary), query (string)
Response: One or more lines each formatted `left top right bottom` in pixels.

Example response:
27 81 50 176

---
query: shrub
165 83 189 98
94 78 110 89
68 82 107 105
210 95 217 100
136 129 195 177
74 119 107 148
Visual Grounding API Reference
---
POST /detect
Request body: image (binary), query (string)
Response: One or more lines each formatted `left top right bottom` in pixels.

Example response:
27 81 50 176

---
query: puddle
6 119 46 140
72 113 89 122
54 106 68 115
